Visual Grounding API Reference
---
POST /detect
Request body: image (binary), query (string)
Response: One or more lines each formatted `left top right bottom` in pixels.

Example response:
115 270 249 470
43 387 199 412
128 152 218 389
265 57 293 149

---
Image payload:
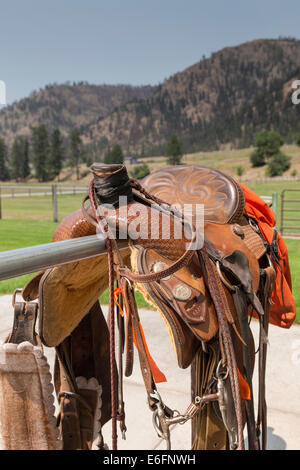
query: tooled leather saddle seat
142 165 245 225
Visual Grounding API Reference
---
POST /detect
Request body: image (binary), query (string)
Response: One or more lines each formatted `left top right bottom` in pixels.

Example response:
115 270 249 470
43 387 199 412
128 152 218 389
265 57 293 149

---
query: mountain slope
82 38 300 155
0 83 156 147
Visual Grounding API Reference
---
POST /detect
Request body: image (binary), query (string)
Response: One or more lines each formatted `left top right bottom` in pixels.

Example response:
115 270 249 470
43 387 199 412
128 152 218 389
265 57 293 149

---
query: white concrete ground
0 294 299 450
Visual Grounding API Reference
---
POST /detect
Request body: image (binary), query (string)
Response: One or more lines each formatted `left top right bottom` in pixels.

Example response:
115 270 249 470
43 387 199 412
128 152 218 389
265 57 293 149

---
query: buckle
12 288 23 307
248 218 260 233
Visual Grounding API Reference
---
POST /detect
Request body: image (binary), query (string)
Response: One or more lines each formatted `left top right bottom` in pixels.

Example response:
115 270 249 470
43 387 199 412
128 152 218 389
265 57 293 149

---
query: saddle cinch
2 164 277 451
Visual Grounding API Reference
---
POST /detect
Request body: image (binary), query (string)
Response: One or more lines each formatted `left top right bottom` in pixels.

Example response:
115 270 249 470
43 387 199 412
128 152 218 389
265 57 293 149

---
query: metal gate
280 189 300 237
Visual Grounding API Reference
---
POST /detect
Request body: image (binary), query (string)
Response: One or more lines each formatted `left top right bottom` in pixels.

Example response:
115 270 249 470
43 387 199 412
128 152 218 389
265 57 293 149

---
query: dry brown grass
141 145 300 180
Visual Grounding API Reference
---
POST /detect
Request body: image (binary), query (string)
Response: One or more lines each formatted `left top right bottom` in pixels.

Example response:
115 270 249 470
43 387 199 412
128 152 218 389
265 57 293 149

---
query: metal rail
0 235 128 281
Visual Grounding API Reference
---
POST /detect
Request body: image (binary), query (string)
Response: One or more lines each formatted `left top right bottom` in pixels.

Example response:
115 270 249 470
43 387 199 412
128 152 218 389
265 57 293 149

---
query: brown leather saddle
13 164 275 451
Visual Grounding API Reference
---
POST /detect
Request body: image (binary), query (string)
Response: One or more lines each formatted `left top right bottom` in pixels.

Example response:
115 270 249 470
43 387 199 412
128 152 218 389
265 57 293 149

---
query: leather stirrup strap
198 247 245 450
88 180 119 450
115 286 127 439
232 287 259 450
55 344 83 449
257 266 275 449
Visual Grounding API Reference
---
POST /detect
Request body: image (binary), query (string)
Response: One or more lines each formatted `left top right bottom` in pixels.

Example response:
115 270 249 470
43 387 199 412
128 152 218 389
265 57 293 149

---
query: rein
88 179 119 450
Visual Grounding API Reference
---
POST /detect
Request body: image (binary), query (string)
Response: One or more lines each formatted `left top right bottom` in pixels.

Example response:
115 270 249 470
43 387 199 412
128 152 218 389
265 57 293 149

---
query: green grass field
286 239 300 320
0 193 84 221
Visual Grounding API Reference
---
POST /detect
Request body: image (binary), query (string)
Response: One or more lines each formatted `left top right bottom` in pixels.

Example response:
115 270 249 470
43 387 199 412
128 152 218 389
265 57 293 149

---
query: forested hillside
83 38 300 156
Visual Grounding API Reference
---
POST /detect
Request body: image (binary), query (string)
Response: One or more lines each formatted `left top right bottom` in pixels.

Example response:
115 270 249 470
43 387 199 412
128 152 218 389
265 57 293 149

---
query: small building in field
124 156 141 165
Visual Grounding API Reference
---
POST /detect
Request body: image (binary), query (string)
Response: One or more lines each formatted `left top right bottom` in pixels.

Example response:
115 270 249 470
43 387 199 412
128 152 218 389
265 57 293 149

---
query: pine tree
49 129 64 181
10 136 30 181
294 133 300 146
69 128 82 180
10 137 21 181
104 147 111 163
32 125 49 182
21 137 30 180
104 144 124 164
130 163 150 179
166 135 182 165
0 137 10 181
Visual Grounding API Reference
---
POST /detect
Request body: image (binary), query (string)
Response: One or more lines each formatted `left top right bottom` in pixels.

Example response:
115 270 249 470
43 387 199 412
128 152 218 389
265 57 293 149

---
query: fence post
52 184 58 223
272 192 278 226
280 190 284 235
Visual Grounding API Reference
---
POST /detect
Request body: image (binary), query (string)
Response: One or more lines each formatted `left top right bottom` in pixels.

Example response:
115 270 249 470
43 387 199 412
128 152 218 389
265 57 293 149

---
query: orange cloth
132 321 167 383
238 182 296 328
237 368 251 400
114 287 167 383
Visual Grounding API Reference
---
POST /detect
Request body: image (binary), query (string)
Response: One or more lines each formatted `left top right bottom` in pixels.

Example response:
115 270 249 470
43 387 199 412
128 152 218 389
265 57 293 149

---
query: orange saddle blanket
238 182 296 329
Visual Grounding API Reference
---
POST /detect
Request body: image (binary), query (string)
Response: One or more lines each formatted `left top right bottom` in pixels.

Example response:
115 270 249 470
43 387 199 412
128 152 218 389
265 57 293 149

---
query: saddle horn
89 163 195 261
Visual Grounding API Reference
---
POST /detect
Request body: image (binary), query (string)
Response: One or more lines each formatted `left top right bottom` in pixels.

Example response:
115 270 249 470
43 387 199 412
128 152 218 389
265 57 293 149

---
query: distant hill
0 83 156 147
82 38 300 156
1 38 300 159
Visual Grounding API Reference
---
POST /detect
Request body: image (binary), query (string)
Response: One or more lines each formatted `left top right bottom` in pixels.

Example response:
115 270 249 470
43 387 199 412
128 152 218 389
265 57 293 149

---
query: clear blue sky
1 0 300 105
